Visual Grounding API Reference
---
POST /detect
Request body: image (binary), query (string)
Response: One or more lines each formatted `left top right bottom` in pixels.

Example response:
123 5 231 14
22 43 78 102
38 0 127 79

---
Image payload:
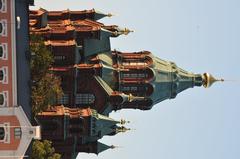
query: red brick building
0 0 40 158
0 0 17 108
37 106 127 158
29 8 220 116
29 8 222 158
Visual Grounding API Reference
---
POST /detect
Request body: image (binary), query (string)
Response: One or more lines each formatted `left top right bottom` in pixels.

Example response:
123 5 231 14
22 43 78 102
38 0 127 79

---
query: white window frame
0 0 7 13
0 19 7 37
0 43 8 60
0 66 8 84
0 122 10 143
14 127 22 139
0 91 8 107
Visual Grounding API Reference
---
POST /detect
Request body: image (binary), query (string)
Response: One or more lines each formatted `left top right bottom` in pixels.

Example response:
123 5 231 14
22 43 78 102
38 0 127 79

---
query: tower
36 106 129 159
29 8 223 116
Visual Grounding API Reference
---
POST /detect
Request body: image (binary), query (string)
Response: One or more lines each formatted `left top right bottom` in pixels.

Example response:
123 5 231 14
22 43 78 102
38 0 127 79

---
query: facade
0 0 40 158
29 8 222 115
0 106 40 158
29 8 223 158
37 106 128 159
0 0 17 108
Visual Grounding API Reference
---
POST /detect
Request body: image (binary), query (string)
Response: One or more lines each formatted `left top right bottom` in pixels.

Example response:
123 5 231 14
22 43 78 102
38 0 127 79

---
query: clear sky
31 0 240 159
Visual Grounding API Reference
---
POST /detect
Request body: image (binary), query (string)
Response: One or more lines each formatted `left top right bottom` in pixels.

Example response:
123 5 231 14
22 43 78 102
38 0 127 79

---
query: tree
30 34 53 82
30 34 63 115
32 140 61 159
31 73 63 115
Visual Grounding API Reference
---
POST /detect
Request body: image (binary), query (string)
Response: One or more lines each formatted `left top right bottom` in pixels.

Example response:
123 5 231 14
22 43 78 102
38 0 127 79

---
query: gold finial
110 145 116 149
120 119 130 125
107 13 113 17
114 28 134 36
116 126 131 133
202 73 224 88
128 93 134 102
122 28 134 35
128 94 145 102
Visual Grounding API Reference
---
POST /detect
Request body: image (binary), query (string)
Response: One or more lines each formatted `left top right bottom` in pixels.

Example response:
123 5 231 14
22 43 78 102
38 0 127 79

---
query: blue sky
32 0 240 159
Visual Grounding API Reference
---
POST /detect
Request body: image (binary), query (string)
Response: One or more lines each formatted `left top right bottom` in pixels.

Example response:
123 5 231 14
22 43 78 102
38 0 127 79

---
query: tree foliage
32 140 61 159
30 34 53 82
30 34 63 115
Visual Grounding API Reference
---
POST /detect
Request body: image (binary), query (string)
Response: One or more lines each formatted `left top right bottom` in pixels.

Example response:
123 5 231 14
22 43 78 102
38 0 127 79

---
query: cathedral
29 8 223 159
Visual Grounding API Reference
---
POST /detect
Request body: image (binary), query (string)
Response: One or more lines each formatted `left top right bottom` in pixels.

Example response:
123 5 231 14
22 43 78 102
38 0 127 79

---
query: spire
202 73 224 88
93 9 113 20
116 126 131 133
90 109 131 138
150 57 223 104
95 142 116 154
113 27 134 36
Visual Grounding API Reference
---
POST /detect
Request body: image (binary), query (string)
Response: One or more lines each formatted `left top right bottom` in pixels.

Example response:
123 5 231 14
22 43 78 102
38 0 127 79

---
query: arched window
0 20 7 37
0 1 2 11
0 67 8 84
0 94 4 105
0 0 7 13
0 45 3 58
0 23 2 33
0 43 8 60
0 127 4 140
75 93 95 105
0 91 8 107
0 70 3 81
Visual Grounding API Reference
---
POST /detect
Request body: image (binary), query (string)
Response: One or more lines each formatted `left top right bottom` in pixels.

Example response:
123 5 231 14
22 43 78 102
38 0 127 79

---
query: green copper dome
149 56 203 105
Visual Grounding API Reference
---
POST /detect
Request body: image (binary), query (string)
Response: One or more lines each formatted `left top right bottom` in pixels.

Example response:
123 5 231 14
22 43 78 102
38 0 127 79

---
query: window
14 128 22 139
0 70 3 81
0 67 8 84
0 0 7 13
0 19 7 37
57 94 69 105
0 127 4 140
75 93 95 105
121 73 147 79
0 45 3 57
0 1 2 11
122 61 146 66
54 55 66 61
0 91 8 107
0 123 10 143
0 43 8 60
0 94 4 105
0 23 2 33
121 86 138 92
122 59 147 66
